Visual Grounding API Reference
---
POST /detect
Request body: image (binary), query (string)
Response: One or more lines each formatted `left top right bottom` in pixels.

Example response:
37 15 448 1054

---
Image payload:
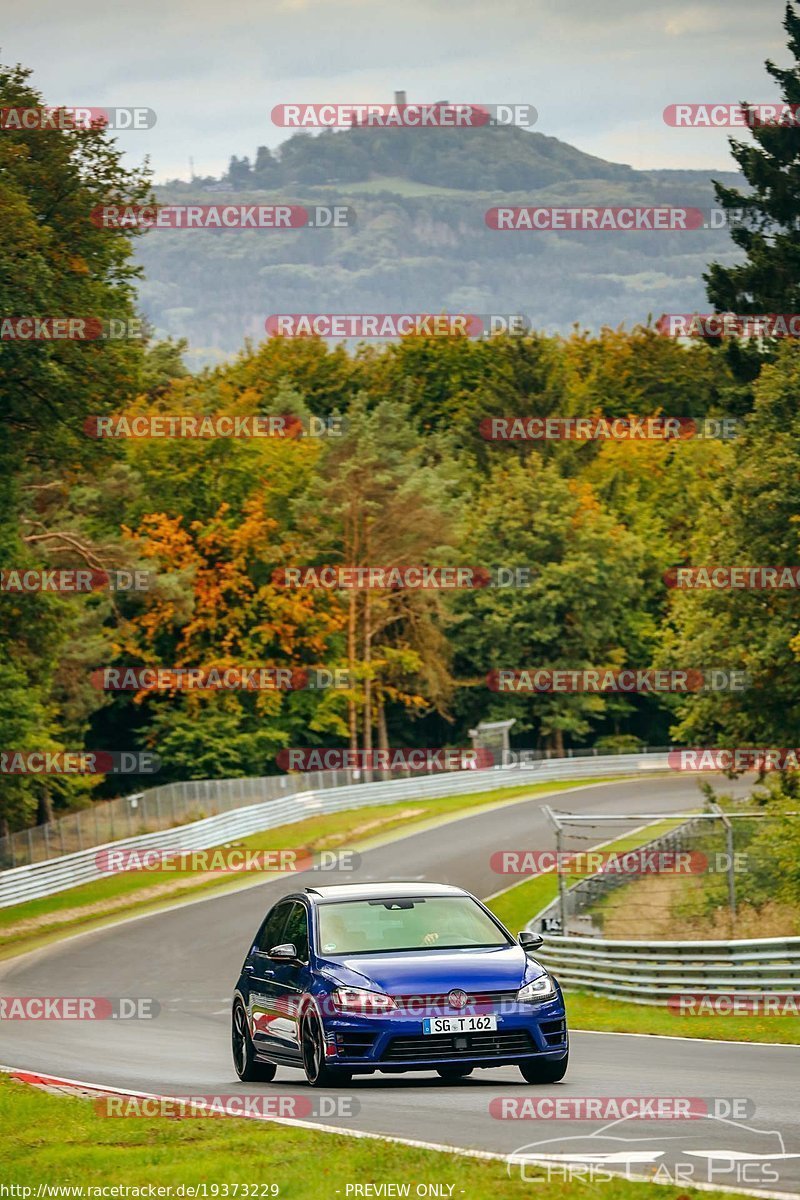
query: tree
453 457 648 752
665 344 800 746
298 396 459 769
705 2 800 312
227 155 253 189
0 62 151 830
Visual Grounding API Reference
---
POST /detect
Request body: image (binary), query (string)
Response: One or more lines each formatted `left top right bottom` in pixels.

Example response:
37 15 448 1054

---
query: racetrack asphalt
2 774 798 1197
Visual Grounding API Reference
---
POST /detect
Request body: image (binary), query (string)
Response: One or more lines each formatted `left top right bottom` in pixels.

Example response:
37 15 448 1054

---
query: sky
6 0 792 182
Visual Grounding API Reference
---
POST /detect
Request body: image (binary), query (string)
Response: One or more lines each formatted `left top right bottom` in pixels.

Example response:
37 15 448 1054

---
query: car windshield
316 895 511 955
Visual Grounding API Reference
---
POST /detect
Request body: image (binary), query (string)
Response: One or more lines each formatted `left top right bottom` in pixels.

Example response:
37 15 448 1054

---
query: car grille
382 1029 536 1061
391 990 518 1010
540 1018 567 1046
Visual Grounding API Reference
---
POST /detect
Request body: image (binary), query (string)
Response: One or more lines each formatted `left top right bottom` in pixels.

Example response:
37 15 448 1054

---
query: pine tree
705 1 800 311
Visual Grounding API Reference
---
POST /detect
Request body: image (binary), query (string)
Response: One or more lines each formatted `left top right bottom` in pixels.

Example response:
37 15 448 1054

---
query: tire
300 1009 352 1088
232 999 277 1082
519 1051 569 1084
436 1066 473 1081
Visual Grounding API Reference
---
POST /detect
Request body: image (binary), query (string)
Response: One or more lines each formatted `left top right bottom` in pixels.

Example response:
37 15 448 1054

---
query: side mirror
518 930 543 952
269 943 298 960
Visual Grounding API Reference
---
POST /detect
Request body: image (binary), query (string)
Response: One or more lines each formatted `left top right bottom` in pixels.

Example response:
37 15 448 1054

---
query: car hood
319 943 540 993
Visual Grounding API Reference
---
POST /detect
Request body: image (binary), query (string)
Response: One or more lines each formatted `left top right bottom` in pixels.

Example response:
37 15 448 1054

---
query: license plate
422 1015 498 1034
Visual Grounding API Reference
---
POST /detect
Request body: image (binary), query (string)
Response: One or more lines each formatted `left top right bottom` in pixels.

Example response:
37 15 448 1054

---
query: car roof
302 882 469 904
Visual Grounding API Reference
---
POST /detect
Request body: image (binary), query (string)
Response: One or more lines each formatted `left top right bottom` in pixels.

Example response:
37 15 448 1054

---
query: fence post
711 804 736 935
556 823 568 933
543 806 567 934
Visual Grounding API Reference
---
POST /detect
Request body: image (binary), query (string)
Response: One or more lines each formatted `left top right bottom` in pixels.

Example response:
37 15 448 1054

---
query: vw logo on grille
447 989 468 1009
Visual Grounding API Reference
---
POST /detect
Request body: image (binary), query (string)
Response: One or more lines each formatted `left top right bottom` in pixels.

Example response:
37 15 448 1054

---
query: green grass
0 1074 761 1200
564 990 800 1044
0 777 621 959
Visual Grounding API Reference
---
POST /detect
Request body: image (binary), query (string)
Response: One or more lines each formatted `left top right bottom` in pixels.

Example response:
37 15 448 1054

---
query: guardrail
0 751 670 908
535 932 800 1004
0 746 673 871
530 817 800 1003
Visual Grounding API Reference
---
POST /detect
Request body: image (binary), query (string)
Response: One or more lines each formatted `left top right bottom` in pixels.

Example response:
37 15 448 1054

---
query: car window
281 902 309 962
317 896 511 955
256 901 293 952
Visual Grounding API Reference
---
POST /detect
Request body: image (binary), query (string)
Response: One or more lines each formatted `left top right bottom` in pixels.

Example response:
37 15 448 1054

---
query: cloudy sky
7 0 791 181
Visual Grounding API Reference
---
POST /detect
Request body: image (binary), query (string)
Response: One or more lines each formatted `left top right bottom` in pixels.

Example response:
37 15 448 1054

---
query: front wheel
232 999 277 1082
436 1066 473 1081
300 1009 352 1087
519 1051 568 1084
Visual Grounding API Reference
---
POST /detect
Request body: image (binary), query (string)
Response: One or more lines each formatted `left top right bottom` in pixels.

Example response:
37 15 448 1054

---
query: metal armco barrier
536 932 800 1004
0 752 669 907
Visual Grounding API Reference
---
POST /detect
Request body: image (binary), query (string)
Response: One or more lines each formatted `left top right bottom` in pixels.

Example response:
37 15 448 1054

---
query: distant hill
219 124 641 192
137 125 745 367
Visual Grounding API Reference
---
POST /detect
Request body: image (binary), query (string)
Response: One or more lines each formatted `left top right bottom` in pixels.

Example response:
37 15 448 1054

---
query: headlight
517 974 557 1003
330 987 397 1014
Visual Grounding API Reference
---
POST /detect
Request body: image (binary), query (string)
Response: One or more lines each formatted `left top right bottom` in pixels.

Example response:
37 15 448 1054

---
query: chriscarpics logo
507 1111 799 1188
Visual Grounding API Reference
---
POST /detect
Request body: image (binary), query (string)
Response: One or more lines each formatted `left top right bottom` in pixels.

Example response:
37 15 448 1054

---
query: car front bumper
320 995 568 1070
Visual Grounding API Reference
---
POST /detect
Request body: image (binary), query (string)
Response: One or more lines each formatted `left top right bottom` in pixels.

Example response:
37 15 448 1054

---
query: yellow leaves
568 478 601 512
120 498 346 692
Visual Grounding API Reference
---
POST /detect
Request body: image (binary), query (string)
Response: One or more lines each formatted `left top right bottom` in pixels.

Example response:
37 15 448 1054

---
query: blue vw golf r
231 882 568 1086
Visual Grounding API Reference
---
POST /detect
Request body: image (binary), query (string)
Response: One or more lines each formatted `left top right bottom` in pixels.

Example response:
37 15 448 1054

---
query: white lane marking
685 1152 800 1162
2 1065 797 1200
521 1151 665 1163
572 1028 800 1049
